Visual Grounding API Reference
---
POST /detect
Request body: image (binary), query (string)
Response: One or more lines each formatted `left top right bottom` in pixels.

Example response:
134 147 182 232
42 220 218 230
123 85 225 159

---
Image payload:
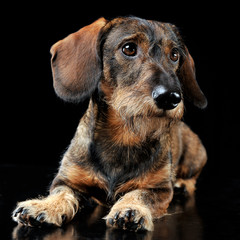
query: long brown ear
178 47 208 109
50 17 107 102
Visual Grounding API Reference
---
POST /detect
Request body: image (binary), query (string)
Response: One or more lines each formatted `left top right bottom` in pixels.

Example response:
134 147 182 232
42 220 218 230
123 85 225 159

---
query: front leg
105 184 173 231
12 186 80 227
12 106 97 227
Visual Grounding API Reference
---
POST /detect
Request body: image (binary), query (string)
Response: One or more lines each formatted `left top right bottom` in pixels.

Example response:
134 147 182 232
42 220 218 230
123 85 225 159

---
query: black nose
152 86 181 110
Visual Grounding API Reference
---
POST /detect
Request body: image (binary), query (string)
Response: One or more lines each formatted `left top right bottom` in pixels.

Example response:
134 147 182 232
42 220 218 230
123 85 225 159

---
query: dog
12 16 207 232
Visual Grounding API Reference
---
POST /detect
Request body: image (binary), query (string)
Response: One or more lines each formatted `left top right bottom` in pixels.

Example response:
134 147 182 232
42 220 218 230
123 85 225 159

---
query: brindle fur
13 16 207 231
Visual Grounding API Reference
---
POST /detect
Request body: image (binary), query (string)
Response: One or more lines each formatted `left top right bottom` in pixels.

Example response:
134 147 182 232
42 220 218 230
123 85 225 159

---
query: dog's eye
122 43 137 57
170 48 179 62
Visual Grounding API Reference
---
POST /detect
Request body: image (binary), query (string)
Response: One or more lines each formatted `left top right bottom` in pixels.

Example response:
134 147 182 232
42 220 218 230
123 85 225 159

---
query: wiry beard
110 87 162 119
108 87 184 141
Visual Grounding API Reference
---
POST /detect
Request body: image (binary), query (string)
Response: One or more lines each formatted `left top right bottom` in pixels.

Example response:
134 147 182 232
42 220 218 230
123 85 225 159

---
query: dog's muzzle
152 86 181 110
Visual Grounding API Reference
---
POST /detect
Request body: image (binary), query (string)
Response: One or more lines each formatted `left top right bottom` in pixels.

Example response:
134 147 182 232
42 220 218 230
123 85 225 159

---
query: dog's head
51 17 207 120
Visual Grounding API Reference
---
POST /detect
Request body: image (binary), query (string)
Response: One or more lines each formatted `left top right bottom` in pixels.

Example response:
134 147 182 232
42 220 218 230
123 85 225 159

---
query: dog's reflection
153 195 204 240
12 196 202 240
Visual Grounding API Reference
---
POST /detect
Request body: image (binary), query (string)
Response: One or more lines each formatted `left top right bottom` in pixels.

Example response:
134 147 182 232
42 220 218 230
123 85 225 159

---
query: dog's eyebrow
168 41 185 55
116 32 149 48
161 26 186 56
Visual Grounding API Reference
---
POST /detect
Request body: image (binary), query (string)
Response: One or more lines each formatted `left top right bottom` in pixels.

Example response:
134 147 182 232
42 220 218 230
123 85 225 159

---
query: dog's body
13 17 207 231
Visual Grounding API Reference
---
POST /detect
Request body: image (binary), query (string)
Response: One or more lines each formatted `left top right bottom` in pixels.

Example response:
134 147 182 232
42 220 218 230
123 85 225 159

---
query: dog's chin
120 106 184 133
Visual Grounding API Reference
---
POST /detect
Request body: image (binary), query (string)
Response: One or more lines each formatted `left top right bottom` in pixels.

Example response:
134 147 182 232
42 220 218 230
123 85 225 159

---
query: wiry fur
12 16 207 232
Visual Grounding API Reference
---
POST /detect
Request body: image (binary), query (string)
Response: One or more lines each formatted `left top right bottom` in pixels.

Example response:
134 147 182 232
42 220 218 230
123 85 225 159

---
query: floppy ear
178 48 208 109
50 17 108 102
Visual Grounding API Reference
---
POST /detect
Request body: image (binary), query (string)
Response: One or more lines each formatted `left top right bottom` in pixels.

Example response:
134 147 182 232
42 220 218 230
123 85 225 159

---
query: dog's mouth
117 102 183 121
108 98 184 141
109 88 184 123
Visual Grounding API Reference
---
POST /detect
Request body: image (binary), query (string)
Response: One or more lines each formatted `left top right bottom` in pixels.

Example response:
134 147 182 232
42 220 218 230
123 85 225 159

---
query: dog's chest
89 139 162 197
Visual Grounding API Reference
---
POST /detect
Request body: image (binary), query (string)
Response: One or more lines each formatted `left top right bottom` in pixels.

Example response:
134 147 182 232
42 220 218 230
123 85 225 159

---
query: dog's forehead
106 17 179 46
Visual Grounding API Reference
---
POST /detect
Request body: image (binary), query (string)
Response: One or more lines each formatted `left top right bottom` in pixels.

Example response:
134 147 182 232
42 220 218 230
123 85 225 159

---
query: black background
2 3 236 178
1 2 239 240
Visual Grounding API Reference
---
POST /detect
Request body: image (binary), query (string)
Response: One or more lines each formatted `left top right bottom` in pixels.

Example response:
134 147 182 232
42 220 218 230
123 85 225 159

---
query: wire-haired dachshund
13 16 207 232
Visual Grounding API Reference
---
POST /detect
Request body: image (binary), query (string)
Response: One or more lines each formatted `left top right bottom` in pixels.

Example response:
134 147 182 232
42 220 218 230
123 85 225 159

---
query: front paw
13 189 79 227
105 204 153 232
13 199 68 227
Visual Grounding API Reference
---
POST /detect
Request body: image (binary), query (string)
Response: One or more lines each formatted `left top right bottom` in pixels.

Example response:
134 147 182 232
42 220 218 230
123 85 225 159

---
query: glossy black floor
1 164 239 240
